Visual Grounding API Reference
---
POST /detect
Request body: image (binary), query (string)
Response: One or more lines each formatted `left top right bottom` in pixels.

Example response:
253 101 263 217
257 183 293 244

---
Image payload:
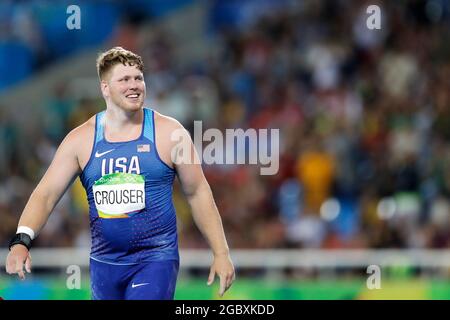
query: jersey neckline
102 108 147 144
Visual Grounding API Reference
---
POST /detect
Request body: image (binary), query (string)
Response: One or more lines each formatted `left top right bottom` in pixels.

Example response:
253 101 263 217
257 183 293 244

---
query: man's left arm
174 129 235 297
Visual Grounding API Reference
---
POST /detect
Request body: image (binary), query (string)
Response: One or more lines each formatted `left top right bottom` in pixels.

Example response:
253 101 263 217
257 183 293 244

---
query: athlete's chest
92 141 154 176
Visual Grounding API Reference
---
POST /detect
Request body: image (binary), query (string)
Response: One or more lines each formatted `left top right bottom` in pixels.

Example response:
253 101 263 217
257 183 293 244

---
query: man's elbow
184 180 210 201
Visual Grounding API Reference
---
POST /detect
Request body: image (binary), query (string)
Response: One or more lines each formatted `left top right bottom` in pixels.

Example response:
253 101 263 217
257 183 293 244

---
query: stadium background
1 0 450 299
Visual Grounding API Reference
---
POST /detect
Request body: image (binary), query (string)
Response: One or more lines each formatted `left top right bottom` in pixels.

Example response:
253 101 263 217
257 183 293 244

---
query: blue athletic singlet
79 108 179 265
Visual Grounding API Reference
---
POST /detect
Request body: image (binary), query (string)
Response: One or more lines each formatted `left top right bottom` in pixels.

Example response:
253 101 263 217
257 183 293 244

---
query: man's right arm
5 128 83 279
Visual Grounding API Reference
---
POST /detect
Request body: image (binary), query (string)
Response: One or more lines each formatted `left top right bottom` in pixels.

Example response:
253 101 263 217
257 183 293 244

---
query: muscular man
5 47 235 300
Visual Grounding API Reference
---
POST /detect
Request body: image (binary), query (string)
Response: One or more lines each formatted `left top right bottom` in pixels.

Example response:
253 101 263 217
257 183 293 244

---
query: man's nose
128 80 139 89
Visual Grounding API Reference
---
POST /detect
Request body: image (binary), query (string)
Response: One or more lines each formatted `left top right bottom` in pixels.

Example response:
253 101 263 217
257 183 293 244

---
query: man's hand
6 244 32 280
207 253 235 297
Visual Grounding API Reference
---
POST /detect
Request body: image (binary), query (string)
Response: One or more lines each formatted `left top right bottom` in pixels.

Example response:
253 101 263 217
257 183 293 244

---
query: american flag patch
137 144 150 152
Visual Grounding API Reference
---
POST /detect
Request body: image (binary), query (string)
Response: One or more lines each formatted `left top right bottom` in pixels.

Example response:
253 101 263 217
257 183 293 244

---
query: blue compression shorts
89 258 179 300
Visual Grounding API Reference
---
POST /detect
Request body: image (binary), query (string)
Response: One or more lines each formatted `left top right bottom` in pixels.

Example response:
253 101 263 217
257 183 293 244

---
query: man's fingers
18 269 25 280
14 256 23 273
219 274 226 297
207 268 215 286
25 255 32 273
226 273 234 291
14 257 26 280
6 257 14 274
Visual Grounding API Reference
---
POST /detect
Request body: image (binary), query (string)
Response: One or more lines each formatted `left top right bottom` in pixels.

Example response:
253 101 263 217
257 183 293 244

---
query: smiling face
101 63 146 112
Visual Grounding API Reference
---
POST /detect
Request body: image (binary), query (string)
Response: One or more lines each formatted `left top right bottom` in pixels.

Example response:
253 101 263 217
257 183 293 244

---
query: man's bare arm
17 131 81 234
5 128 83 279
173 127 235 297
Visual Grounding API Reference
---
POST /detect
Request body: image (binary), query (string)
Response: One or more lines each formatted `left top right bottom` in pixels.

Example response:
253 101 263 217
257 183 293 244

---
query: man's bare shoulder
67 116 95 139
62 115 96 149
153 110 184 132
153 111 183 129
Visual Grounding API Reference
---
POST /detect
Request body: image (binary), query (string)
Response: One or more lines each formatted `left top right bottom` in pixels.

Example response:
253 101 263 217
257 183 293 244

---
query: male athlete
5 47 235 300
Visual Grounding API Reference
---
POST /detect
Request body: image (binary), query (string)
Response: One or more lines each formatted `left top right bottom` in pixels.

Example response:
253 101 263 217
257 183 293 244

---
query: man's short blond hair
96 47 144 80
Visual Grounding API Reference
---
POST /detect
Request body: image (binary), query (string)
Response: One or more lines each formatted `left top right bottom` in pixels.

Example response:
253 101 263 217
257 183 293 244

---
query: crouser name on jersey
101 156 141 176
94 189 144 206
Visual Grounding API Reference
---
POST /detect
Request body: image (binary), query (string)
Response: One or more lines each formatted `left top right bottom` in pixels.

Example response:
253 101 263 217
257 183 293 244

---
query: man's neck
104 104 143 127
103 104 144 141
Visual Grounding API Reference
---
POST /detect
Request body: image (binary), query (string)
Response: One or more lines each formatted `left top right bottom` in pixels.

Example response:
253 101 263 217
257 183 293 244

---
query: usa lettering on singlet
79 108 179 265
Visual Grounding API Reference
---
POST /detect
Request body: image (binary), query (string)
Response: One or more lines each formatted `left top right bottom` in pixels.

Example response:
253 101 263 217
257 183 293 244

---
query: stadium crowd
1 0 450 251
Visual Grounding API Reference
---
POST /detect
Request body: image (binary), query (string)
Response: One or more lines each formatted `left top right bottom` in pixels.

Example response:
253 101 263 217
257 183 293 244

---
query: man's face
101 63 146 111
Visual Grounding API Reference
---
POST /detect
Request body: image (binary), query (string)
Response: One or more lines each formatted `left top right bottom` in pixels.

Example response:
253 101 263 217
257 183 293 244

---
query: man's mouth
126 93 141 99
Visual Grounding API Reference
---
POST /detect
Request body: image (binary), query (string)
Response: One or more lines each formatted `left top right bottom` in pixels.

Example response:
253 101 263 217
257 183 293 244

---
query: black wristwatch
8 233 32 251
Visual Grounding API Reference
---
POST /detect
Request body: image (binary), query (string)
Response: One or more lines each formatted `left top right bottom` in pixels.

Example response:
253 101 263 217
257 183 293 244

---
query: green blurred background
2 276 450 300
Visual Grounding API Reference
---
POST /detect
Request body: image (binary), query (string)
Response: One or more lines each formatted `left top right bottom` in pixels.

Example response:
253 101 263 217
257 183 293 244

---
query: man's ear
100 80 109 98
